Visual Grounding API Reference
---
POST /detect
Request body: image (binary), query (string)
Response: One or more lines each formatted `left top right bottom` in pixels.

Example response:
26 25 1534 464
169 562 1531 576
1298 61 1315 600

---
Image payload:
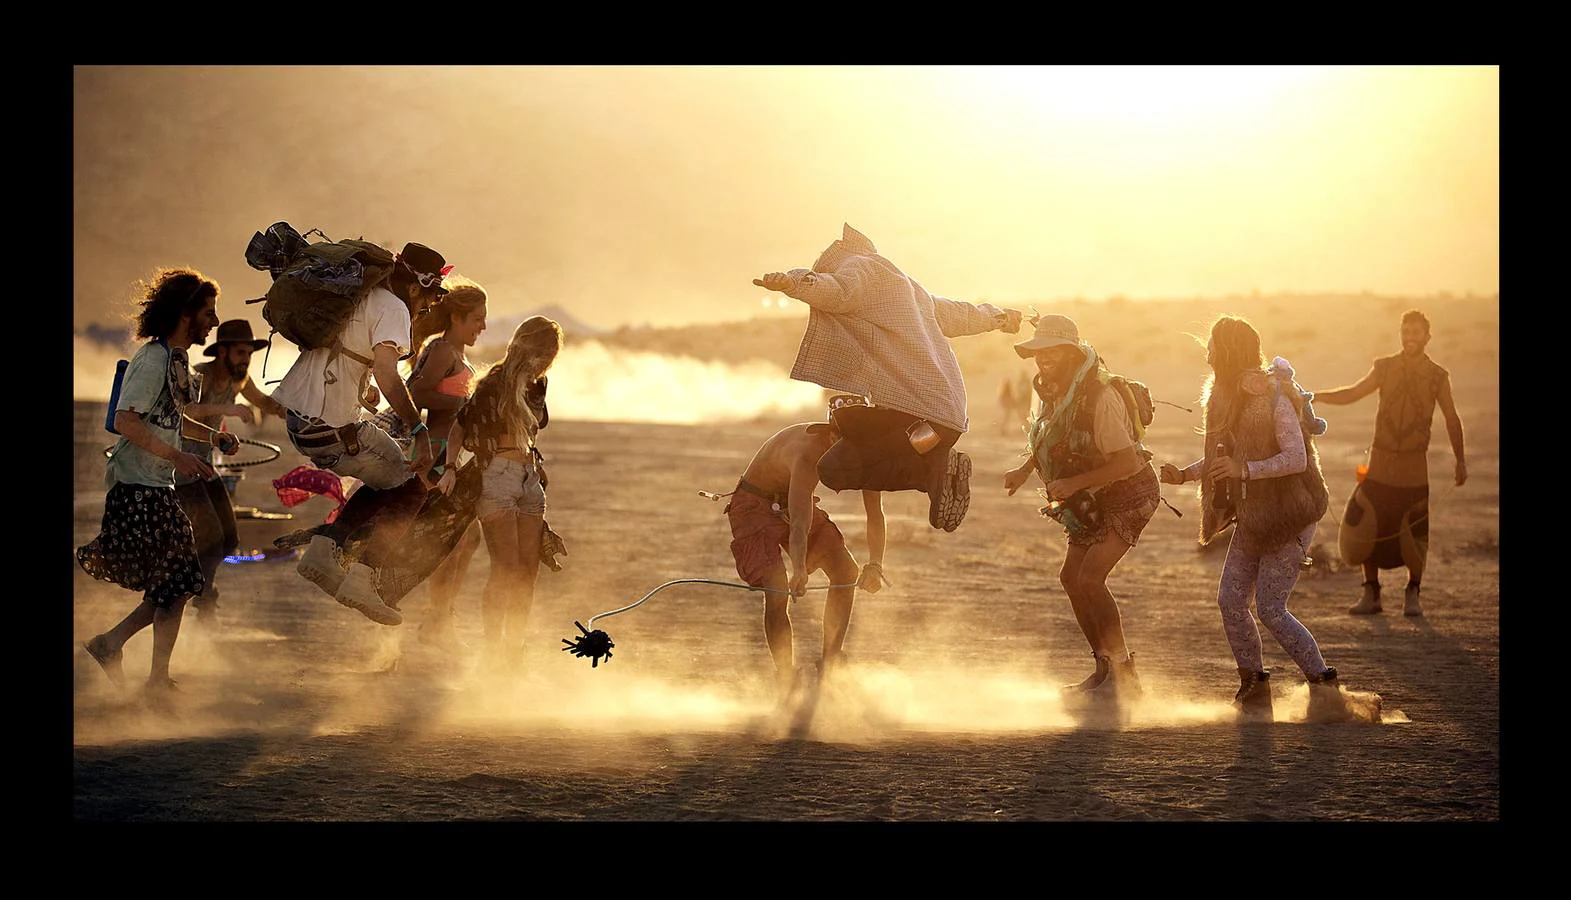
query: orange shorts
725 489 845 587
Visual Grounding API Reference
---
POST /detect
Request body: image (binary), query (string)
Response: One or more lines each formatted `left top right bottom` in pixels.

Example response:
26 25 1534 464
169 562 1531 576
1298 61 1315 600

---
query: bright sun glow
941 65 1333 128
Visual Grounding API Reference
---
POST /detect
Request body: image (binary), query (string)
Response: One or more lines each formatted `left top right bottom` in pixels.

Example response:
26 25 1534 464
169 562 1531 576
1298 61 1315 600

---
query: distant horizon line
73 288 1500 339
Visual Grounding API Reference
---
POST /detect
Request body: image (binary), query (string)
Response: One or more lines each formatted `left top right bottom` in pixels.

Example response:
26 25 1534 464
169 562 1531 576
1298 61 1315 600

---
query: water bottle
1211 441 1237 511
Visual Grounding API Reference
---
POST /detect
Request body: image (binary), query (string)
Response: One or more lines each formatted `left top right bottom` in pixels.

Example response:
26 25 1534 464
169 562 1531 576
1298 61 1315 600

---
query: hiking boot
1086 654 1144 703
1306 667 1355 723
1062 652 1109 693
1348 581 1382 615
1233 668 1273 721
928 448 972 532
334 563 403 626
298 535 347 598
1403 584 1423 617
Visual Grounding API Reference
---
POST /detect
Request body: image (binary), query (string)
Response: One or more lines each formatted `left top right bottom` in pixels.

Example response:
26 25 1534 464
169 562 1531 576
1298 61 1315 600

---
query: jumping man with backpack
269 241 451 627
1002 314 1164 711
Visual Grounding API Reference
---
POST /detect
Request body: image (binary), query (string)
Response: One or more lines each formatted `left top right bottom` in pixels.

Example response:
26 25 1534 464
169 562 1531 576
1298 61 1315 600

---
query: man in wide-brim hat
178 318 289 618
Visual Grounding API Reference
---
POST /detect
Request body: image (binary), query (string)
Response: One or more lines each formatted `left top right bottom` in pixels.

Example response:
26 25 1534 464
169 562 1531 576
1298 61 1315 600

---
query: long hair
460 316 563 465
1198 315 1264 439
409 280 486 364
131 268 217 340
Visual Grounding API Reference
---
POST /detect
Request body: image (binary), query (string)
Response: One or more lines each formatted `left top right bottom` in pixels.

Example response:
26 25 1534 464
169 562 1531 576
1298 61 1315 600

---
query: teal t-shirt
105 341 191 489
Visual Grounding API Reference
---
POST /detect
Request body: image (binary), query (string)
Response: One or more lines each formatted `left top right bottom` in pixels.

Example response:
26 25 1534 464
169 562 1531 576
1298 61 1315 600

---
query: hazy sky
73 65 1498 333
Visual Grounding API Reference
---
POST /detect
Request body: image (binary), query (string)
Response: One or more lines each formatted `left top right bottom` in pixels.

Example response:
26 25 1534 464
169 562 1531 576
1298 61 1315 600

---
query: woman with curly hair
79 267 240 700
436 316 563 671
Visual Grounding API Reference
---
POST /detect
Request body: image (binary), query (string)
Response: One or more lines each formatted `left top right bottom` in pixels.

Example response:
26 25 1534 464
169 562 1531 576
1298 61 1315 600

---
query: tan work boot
1306 667 1355 723
335 563 403 626
928 448 972 532
298 535 347 598
1234 668 1273 721
1348 581 1382 615
1087 653 1144 703
1403 584 1423 617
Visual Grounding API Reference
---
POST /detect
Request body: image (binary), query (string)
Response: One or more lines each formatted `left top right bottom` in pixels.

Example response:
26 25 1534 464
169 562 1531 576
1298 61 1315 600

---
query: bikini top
436 365 474 399
411 337 475 399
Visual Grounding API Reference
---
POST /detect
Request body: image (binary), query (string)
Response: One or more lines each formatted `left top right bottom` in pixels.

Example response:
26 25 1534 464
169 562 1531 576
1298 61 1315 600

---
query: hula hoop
102 436 282 469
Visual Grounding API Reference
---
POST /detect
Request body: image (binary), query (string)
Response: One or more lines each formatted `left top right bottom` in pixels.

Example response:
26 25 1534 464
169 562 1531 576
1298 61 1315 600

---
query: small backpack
243 222 396 354
1106 374 1156 440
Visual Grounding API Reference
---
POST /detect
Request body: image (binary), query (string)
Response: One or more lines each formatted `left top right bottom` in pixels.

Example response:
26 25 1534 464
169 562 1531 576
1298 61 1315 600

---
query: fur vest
1200 378 1330 554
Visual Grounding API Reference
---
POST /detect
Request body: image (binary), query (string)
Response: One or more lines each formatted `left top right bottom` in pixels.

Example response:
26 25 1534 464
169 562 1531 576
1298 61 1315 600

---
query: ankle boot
1306 667 1354 722
1062 652 1109 693
1348 581 1382 615
1087 653 1144 702
1234 668 1273 720
1403 584 1423 617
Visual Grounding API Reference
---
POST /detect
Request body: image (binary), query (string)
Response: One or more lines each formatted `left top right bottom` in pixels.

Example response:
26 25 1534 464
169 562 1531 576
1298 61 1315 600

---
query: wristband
410 422 428 437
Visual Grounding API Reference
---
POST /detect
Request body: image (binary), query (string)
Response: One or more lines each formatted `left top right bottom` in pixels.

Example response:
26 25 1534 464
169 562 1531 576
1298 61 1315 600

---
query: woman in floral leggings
1159 315 1358 722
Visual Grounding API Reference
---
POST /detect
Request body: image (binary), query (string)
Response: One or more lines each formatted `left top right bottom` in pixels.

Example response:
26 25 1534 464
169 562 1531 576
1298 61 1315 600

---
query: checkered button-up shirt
781 254 1009 433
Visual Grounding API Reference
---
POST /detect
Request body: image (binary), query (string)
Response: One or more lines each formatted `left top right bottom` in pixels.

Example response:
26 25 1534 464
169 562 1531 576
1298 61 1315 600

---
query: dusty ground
71 393 1499 823
71 296 1499 824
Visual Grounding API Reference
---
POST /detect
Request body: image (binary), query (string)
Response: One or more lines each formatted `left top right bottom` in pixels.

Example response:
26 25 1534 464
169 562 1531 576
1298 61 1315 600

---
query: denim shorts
475 454 547 519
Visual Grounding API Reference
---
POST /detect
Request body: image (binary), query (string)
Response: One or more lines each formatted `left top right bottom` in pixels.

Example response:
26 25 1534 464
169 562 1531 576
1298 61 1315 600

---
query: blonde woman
437 316 563 670
1160 315 1356 722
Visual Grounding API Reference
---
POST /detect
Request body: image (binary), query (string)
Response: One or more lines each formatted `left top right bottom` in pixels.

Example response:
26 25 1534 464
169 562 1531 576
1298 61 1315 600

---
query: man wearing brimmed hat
753 224 1023 533
176 318 289 619
272 240 452 627
1002 313 1162 708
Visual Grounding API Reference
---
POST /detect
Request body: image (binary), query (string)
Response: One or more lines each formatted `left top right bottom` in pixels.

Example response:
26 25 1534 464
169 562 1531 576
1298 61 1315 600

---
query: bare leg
1058 544 1101 654
148 596 191 685
506 513 545 649
821 548 860 673
477 510 519 658
760 570 793 693
1064 535 1135 659
423 520 482 643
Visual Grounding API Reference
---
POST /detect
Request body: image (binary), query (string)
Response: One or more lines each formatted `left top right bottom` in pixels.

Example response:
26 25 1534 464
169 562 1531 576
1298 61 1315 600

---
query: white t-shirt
271 287 412 426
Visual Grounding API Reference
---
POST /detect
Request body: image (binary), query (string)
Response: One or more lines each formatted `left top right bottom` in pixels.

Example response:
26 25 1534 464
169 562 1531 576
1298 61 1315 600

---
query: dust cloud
73 334 822 426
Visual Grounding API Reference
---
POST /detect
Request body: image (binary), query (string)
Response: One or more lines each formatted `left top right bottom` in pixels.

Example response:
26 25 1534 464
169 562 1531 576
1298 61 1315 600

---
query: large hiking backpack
243 222 396 352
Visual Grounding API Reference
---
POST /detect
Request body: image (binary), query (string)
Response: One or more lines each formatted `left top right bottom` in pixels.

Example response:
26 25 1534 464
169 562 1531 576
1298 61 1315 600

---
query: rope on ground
561 577 859 668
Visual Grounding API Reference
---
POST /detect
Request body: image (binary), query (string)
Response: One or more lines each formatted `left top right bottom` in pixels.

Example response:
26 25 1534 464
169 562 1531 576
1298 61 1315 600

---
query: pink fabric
272 465 349 524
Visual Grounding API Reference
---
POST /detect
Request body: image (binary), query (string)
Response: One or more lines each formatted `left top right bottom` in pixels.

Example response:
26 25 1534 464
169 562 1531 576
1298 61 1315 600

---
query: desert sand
71 296 1499 822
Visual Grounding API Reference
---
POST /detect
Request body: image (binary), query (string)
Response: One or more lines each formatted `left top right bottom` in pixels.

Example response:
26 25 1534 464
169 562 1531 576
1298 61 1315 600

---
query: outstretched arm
932 295 1022 338
754 263 869 315
241 377 289 420
1436 373 1467 486
1312 365 1380 405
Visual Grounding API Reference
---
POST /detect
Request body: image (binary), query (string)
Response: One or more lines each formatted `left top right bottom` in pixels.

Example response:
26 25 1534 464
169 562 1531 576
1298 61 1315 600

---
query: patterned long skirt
76 483 204 609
